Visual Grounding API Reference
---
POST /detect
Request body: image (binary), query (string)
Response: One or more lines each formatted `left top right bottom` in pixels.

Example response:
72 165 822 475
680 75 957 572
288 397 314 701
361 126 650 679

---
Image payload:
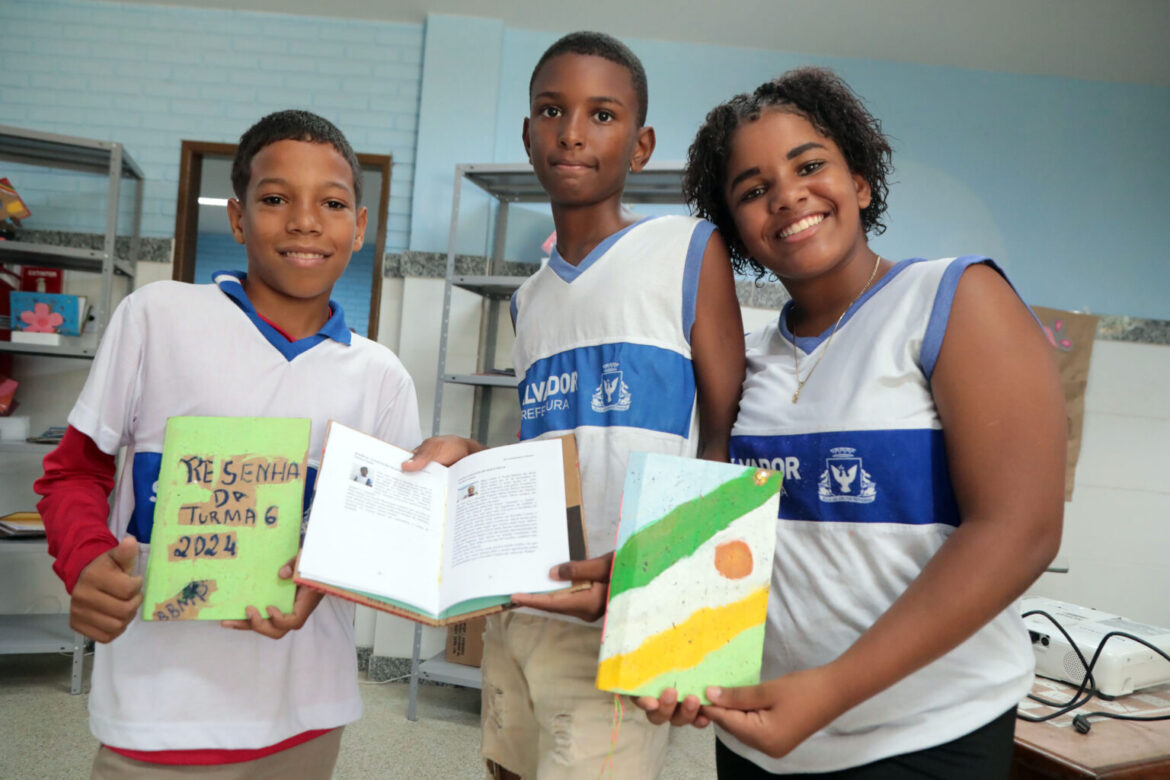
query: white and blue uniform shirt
511 215 713 558
68 272 421 751
723 257 1035 773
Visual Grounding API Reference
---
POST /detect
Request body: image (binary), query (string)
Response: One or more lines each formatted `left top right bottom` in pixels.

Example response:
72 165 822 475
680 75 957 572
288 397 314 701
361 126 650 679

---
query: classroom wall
1 0 422 252
412 16 1170 322
1026 339 1170 628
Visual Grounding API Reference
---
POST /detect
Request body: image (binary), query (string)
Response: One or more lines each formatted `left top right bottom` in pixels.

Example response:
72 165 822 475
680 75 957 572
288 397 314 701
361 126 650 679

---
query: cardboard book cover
596 453 781 703
141 416 310 621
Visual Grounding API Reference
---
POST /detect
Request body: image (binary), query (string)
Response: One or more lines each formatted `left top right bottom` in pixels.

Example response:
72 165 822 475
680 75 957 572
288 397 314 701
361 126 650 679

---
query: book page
438 438 569 612
298 422 447 617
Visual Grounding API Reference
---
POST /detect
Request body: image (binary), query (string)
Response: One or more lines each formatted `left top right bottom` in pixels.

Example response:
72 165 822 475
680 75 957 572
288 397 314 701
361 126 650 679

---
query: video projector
1020 597 1170 698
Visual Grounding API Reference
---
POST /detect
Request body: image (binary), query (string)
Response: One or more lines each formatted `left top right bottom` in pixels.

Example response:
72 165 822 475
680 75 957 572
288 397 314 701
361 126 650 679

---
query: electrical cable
1017 608 1170 733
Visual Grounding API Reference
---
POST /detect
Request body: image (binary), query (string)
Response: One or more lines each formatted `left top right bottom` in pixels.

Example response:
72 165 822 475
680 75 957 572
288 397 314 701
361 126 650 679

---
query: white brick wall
1 0 423 251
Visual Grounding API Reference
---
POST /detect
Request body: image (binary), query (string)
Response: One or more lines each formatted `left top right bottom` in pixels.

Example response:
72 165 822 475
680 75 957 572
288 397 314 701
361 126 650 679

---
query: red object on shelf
20 266 63 293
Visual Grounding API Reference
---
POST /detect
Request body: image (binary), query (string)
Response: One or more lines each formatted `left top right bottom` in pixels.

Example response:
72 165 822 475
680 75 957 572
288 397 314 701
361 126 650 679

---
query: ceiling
101 0 1170 86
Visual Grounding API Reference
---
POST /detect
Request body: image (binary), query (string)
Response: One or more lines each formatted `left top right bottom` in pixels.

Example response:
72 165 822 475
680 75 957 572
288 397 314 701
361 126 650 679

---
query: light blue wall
2 0 423 251
413 18 1170 320
3 6 1166 319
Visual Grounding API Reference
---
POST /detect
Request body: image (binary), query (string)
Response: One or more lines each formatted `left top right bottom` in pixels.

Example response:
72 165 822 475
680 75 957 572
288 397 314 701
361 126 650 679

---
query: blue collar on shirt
213 270 351 361
547 216 657 283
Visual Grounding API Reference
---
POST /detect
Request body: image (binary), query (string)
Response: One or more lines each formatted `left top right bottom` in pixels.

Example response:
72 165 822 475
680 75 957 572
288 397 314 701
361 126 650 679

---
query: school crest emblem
591 361 631 412
818 447 876 504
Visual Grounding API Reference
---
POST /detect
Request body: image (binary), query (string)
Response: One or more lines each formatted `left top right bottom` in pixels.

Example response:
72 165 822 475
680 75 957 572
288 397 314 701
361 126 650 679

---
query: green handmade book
596 453 781 703
141 416 310 621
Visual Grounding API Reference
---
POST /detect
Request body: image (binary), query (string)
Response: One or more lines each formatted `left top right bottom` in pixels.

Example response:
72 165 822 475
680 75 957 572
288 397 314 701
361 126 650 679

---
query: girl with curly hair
636 68 1066 779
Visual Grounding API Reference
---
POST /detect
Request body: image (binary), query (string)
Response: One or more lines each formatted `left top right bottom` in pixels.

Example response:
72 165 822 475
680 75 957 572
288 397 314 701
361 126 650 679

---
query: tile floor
0 653 718 779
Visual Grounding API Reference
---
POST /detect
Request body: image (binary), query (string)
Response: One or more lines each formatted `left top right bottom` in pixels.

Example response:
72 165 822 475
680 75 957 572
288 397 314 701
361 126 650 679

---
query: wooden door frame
172 140 392 340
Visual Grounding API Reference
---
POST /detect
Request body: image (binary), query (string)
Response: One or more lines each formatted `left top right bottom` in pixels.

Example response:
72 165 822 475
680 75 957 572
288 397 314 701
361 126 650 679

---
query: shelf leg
407 622 423 721
71 631 85 695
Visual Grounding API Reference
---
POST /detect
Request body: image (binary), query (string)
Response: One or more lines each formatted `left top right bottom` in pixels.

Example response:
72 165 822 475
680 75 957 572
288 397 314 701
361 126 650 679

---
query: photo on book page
597 453 781 703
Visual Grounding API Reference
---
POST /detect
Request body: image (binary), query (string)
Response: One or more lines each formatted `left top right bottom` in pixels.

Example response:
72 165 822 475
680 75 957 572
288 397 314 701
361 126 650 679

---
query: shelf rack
0 123 144 357
0 125 143 693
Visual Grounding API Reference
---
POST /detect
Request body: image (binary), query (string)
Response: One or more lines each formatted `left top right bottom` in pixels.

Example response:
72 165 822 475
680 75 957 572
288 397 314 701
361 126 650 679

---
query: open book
596 453 781 703
296 423 586 626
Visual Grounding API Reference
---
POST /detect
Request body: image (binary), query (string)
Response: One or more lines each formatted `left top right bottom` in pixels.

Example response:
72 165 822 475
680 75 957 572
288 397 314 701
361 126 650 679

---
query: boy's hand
401 435 484 471
633 688 709 728
510 552 613 622
70 536 143 643
699 666 842 759
222 555 324 640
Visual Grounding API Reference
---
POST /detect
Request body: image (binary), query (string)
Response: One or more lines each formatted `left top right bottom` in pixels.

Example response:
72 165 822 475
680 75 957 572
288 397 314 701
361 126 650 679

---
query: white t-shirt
69 273 421 750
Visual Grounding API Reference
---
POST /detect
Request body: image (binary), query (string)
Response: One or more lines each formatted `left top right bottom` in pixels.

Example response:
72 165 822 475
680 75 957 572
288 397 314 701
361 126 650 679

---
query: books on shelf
0 512 45 538
8 291 90 338
296 423 586 626
0 178 31 224
596 453 782 704
141 417 310 622
26 426 66 444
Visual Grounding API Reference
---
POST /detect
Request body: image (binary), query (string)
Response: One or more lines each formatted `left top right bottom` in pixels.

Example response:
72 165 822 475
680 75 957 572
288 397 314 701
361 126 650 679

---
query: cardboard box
444 616 487 667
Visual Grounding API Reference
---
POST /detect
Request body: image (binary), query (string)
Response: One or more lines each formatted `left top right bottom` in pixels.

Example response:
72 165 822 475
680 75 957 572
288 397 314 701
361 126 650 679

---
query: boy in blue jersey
408 32 745 780
36 110 421 778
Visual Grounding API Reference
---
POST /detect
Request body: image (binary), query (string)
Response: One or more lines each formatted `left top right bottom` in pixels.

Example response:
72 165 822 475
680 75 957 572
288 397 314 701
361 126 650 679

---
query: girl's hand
634 688 709 728
699 666 843 759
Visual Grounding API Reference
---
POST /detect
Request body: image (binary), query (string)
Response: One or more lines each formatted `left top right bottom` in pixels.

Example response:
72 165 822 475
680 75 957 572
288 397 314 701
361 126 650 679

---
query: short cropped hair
529 31 649 127
683 67 893 277
231 110 363 206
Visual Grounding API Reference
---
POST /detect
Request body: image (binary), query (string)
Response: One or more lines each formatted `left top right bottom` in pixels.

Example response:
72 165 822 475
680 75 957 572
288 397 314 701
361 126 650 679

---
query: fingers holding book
510 551 614 622
221 553 325 639
402 435 485 471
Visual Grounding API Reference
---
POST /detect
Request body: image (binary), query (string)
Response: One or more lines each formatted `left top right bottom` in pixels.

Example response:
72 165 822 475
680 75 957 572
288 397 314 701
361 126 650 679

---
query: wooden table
1012 678 1170 779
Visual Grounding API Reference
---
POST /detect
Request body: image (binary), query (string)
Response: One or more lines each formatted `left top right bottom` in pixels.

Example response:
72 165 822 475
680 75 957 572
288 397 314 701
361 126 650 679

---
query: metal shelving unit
0 540 87 695
0 123 144 355
407 162 685 721
0 125 143 693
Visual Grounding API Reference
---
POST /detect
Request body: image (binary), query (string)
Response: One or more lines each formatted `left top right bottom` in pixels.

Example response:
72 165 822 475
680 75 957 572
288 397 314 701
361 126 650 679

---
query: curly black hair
529 31 649 127
231 109 363 206
683 67 893 278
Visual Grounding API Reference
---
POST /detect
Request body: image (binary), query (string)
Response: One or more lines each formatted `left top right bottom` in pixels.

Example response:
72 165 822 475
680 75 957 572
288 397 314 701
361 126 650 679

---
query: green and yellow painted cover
596 453 781 703
142 416 310 621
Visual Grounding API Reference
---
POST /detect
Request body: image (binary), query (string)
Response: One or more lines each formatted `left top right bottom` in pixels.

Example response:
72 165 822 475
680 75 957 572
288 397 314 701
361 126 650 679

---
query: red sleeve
34 425 119 593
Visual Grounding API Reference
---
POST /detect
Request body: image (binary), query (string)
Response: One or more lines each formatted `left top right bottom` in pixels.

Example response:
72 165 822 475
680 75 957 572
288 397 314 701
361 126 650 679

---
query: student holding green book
35 110 421 779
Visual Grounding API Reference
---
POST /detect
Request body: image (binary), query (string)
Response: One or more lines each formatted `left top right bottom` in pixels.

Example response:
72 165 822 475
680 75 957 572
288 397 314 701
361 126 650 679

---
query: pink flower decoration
20 302 64 333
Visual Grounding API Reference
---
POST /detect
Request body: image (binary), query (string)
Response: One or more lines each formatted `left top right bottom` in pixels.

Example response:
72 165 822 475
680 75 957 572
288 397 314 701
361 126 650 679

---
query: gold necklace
790 254 883 403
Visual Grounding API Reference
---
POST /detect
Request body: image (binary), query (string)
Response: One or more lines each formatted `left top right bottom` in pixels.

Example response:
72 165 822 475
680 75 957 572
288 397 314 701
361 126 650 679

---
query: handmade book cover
596 453 781 703
141 416 310 621
296 424 587 626
8 291 87 336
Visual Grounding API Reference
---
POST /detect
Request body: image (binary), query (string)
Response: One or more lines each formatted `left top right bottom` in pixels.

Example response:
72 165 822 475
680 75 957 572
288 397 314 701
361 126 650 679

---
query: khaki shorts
481 612 669 780
90 727 343 780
